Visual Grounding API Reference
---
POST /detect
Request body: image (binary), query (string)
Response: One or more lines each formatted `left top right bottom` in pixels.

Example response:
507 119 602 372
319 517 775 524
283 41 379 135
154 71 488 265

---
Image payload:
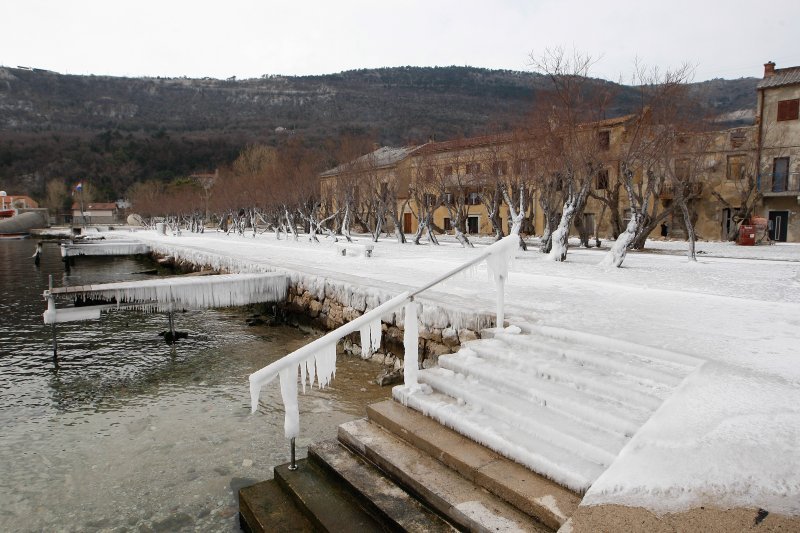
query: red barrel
738 225 756 246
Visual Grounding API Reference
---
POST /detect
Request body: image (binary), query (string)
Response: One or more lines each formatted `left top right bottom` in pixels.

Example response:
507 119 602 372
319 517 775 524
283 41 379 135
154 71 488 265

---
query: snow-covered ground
107 228 800 517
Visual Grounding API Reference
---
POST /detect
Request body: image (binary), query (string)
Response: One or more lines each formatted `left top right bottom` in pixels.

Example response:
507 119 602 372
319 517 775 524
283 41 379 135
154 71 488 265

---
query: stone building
756 61 800 242
320 62 800 243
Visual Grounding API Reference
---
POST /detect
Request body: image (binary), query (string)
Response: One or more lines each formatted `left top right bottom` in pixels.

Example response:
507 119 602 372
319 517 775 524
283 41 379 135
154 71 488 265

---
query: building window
596 169 609 190
514 159 530 175
622 209 632 228
772 157 789 192
443 217 451 232
466 162 481 175
444 165 454 176
424 168 434 180
423 193 437 207
777 99 800 121
466 192 481 205
441 192 454 205
598 131 610 150
726 155 746 180
492 160 508 176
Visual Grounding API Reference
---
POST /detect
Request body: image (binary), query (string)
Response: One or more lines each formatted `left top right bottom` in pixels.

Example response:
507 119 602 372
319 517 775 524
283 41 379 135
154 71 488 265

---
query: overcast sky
1 0 797 82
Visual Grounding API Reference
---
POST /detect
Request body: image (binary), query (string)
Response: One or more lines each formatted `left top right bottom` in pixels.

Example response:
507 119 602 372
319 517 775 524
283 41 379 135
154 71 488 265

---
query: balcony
659 182 704 200
762 173 800 196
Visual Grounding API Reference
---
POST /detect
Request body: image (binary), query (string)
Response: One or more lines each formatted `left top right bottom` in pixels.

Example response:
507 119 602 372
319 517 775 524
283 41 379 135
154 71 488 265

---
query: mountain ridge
0 65 759 200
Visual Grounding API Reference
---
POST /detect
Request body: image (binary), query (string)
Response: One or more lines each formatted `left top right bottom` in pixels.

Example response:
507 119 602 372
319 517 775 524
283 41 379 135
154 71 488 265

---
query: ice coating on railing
403 301 419 388
61 242 151 257
484 235 518 282
55 273 287 312
249 236 520 441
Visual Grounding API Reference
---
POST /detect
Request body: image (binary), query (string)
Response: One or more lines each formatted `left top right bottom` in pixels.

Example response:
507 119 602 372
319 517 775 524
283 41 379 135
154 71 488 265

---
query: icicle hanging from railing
61 242 151 257
279 367 300 439
50 273 287 313
403 301 419 388
359 319 382 357
314 343 337 388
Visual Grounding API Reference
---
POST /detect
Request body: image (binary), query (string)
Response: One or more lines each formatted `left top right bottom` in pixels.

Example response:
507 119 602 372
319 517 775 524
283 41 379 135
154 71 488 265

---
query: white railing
248 234 519 467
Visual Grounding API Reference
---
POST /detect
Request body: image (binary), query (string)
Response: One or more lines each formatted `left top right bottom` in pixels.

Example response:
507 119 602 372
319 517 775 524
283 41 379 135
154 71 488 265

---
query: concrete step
238 479 315 533
274 459 388 532
309 439 456 532
339 416 554 532
366 399 580 531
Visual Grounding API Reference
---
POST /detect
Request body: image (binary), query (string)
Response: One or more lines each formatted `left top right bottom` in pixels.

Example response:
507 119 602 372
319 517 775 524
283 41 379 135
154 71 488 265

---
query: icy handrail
248 233 519 440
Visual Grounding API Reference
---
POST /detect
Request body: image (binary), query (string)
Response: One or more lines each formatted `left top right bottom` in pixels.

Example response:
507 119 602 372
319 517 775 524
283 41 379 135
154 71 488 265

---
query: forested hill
0 65 758 200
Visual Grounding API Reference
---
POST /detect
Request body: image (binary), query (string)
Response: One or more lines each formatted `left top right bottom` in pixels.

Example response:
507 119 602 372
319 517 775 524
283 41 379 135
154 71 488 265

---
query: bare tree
44 179 69 218
433 149 474 247
407 153 441 245
601 62 696 267
529 48 608 261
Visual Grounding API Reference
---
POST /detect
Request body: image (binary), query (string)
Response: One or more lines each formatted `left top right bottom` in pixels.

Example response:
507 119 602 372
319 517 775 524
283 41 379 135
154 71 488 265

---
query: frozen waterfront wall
143 241 493 363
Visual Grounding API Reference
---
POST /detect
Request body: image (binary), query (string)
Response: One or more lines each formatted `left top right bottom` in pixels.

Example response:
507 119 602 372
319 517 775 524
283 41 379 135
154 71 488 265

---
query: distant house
71 202 118 224
0 193 38 210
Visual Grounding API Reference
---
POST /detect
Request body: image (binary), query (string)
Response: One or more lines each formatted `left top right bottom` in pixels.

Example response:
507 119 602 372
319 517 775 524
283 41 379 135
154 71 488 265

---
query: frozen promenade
122 229 800 528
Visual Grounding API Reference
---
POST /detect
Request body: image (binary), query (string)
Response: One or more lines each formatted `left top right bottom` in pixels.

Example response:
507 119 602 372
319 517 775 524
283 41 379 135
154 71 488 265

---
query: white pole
495 274 505 329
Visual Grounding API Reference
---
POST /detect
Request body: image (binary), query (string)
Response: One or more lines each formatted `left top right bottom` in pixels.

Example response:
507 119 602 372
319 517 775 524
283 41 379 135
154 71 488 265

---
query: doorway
768 210 789 242
467 216 480 234
403 212 412 233
721 208 735 240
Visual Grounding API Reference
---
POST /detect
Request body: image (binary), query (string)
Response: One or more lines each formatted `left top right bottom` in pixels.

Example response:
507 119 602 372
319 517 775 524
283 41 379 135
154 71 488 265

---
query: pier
43 272 288 359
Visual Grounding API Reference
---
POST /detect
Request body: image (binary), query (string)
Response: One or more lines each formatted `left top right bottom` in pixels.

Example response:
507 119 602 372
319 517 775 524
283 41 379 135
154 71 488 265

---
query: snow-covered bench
335 242 374 258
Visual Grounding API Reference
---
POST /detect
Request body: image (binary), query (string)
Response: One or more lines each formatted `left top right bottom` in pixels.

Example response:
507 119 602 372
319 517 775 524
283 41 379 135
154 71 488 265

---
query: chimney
764 61 776 78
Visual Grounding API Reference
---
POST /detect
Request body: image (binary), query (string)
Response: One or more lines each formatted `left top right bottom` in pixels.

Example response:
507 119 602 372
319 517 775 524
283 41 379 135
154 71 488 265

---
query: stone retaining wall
151 248 492 369
284 280 483 370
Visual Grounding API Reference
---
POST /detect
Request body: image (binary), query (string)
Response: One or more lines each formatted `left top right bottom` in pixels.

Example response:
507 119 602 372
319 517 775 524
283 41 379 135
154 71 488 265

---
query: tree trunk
678 199 697 261
599 213 641 268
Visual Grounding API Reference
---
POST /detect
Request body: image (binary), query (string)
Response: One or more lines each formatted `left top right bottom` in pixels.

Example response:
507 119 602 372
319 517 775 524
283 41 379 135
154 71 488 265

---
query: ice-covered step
437 352 648 437
514 324 702 373
394 385 602 494
459 342 667 410
414 367 626 464
485 330 691 390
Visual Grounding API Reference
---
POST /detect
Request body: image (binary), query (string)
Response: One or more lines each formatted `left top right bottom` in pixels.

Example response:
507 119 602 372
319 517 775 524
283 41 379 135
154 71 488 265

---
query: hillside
0 65 758 200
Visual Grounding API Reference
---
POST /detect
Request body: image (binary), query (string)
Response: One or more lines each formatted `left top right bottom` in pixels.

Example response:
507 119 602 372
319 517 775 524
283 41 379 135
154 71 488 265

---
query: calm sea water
0 239 390 532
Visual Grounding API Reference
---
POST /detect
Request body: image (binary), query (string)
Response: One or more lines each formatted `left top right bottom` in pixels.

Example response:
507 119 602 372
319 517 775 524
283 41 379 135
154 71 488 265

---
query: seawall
146 240 492 369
